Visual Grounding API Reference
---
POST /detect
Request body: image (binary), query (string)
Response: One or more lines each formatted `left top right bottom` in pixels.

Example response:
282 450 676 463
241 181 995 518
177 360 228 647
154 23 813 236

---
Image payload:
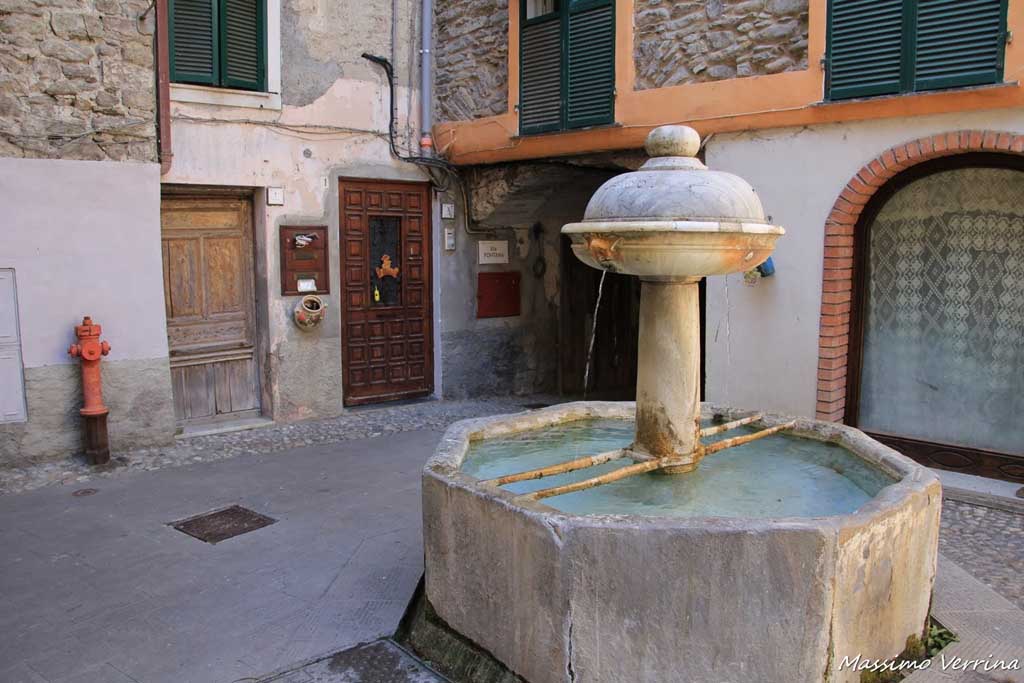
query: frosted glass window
858 167 1024 455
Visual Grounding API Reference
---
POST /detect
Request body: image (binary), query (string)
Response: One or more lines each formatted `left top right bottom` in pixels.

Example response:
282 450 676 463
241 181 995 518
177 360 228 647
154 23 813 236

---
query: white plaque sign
297 278 317 292
478 240 509 265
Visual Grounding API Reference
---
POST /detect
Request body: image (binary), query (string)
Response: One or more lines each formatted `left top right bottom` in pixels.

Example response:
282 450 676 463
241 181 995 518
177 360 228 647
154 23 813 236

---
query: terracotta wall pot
293 294 327 331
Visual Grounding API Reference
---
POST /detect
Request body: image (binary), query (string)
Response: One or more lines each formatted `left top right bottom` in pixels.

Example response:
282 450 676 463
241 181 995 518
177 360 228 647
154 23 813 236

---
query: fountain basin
561 222 783 279
422 402 941 683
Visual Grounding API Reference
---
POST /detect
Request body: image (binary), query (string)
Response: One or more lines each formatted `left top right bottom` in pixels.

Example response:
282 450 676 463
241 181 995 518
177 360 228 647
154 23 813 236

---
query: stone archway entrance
816 132 1024 482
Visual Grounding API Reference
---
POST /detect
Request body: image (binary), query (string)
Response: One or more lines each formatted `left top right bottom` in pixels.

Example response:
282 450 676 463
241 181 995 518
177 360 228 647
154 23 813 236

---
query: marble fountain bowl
422 402 942 683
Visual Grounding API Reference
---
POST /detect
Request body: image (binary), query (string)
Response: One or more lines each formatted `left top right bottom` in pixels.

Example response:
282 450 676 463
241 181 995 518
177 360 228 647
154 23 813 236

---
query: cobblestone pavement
939 498 1024 610
0 396 557 496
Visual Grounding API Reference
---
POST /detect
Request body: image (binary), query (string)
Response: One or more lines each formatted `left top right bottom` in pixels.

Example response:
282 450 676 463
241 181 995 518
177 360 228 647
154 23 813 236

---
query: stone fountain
417 126 941 683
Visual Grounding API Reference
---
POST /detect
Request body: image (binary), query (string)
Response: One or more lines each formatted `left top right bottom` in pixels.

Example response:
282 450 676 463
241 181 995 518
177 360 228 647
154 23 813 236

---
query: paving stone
939 499 1024 610
263 640 444 683
0 428 444 683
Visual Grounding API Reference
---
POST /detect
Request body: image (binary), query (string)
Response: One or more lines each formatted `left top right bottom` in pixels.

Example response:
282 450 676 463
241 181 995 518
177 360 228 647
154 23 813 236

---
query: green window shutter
520 16 563 135
913 0 1007 91
827 0 904 100
565 0 614 129
169 0 219 85
219 0 266 91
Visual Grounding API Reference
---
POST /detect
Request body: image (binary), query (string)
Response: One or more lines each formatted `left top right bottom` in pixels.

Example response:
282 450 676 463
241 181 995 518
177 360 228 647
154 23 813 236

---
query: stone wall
0 0 157 161
634 0 808 90
434 0 508 123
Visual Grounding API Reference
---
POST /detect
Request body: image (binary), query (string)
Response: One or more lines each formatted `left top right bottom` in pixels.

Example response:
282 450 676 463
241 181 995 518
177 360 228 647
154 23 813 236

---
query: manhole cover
170 505 276 544
72 488 98 497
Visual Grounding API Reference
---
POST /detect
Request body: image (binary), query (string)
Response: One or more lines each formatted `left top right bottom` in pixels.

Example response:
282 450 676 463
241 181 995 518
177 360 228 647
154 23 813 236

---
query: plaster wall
165 85 429 420
703 106 1024 418
0 157 175 462
435 171 606 399
163 0 441 418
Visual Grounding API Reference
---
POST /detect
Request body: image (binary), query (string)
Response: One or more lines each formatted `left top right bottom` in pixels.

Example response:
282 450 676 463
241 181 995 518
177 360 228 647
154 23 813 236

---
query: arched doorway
846 154 1024 481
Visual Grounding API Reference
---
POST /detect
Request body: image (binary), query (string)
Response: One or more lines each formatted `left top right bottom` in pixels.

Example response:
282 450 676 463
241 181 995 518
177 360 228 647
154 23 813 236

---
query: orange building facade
432 0 1024 481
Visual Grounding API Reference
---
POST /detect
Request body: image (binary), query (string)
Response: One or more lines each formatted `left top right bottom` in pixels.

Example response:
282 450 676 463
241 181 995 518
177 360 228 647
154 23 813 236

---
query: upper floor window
518 0 615 135
826 0 1008 101
169 0 267 92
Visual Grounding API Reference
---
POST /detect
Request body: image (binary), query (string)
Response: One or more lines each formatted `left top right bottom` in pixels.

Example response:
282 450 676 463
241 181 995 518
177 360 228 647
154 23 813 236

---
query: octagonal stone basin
422 402 942 683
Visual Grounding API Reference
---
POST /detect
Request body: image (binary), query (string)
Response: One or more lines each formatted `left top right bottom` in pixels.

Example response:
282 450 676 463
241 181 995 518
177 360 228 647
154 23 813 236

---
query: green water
461 418 895 518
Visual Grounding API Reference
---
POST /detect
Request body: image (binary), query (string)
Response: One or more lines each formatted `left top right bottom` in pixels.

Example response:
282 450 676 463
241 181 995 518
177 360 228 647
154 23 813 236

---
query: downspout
156 0 173 174
419 0 433 153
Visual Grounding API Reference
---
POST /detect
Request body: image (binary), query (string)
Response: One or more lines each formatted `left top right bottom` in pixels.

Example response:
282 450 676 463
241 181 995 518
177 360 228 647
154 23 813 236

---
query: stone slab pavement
0 429 442 683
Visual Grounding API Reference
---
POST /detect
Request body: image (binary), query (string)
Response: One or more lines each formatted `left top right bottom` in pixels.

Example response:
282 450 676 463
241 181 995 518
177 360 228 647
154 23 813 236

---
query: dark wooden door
161 194 261 424
559 236 641 399
339 179 433 406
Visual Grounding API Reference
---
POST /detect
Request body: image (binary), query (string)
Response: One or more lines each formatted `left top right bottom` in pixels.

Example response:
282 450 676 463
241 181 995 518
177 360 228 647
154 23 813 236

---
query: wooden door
161 194 261 424
340 179 433 406
559 236 641 399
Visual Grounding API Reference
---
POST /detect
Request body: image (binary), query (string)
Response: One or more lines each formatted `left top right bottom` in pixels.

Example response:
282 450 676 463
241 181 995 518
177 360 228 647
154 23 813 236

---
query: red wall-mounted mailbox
477 271 521 318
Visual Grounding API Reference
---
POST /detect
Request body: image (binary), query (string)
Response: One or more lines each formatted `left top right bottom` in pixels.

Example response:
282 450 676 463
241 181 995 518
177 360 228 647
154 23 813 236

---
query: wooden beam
484 449 627 486
699 413 764 438
703 420 798 457
522 459 663 501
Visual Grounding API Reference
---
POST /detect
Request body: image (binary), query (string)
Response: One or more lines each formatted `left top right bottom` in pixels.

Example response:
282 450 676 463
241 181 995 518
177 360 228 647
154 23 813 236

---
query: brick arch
816 130 1024 422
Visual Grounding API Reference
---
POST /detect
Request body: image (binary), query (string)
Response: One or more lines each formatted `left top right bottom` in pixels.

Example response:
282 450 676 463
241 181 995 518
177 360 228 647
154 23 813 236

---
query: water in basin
462 418 895 518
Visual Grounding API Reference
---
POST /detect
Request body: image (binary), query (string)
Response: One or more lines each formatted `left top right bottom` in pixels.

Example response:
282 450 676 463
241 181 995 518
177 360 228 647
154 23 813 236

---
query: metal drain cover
170 505 276 544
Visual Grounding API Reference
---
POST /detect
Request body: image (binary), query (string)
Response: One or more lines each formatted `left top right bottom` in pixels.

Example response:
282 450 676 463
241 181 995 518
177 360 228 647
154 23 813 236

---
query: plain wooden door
161 194 261 424
339 179 433 406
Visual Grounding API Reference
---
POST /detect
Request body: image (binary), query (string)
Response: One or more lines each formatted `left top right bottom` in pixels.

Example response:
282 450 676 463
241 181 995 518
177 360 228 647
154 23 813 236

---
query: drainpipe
419 0 433 154
156 0 173 174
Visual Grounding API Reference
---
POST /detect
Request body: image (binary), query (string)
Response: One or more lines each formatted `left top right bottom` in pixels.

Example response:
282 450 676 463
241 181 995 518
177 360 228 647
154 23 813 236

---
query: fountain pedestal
633 279 702 473
414 125 941 683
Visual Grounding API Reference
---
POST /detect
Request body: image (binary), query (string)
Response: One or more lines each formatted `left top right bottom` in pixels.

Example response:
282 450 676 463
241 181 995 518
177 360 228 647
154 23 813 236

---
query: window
170 0 267 92
519 0 615 135
826 0 1008 101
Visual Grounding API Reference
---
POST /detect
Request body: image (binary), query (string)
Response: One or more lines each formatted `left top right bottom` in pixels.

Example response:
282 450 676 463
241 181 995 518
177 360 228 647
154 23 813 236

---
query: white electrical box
444 226 456 251
267 187 285 205
0 270 27 424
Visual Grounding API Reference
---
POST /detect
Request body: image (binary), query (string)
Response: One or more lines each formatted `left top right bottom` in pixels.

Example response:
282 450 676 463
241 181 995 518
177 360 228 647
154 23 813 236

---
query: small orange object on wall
477 271 521 318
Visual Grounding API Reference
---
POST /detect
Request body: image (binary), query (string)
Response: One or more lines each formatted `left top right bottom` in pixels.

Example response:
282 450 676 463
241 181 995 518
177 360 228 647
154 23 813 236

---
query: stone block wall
634 0 808 90
434 0 508 122
0 0 157 161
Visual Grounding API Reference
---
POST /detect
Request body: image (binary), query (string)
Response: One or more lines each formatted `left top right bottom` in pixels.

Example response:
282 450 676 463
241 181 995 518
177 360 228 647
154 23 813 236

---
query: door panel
340 179 433 406
161 194 261 424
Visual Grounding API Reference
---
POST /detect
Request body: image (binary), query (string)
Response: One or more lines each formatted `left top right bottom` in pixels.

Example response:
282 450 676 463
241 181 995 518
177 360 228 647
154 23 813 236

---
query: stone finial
644 125 701 158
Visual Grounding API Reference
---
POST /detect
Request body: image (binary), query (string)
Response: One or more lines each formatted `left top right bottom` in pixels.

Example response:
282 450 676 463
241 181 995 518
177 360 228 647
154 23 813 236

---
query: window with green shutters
826 0 1008 101
519 0 615 135
170 0 267 92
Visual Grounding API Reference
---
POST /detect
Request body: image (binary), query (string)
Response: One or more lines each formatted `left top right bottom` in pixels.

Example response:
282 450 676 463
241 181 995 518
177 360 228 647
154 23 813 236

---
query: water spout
582 270 607 399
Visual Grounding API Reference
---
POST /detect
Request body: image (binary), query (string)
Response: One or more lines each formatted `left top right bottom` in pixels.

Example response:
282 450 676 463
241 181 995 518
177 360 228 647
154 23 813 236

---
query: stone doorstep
904 556 1024 683
175 416 276 440
935 469 1024 516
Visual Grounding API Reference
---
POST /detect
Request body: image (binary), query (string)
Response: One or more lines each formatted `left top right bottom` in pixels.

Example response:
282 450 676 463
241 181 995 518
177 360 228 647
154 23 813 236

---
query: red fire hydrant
68 316 112 465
